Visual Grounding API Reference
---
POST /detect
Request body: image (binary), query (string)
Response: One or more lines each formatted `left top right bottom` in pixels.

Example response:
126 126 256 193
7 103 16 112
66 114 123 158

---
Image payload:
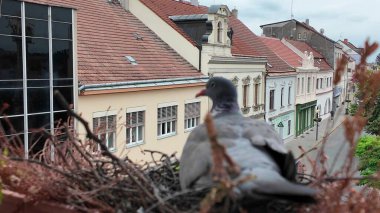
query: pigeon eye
210 82 216 88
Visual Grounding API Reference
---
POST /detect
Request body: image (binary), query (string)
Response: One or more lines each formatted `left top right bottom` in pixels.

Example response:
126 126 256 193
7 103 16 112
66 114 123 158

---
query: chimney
344 38 348 43
320 28 324 34
120 0 129 11
305 18 309 25
190 0 199 6
231 8 238 18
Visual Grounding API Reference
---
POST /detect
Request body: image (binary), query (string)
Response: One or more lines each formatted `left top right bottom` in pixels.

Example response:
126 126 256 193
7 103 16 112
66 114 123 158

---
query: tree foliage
376 52 380 66
356 135 380 188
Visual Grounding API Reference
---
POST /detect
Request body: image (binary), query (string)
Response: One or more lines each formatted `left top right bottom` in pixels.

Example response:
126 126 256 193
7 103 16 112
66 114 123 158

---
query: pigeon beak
195 89 207 98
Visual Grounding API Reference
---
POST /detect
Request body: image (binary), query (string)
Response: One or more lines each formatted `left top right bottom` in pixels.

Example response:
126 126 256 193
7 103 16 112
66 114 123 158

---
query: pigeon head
196 77 239 114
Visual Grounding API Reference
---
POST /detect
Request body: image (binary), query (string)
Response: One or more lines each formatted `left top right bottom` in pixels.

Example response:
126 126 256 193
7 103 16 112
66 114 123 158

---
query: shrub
355 135 380 188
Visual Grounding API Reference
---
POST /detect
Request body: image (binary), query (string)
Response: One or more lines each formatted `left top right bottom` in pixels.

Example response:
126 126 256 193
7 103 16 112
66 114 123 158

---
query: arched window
217 22 223 43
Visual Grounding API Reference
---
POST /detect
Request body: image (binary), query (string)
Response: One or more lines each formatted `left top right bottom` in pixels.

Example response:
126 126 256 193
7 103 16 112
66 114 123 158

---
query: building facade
0 0 75 158
1 0 209 162
129 0 267 119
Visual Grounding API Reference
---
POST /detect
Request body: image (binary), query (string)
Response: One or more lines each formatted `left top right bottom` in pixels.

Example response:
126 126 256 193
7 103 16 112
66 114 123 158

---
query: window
217 22 223 43
307 77 311 93
254 83 259 106
330 77 332 86
298 33 301 40
269 90 275 110
302 78 304 94
93 114 116 151
126 111 144 147
0 1 74 158
157 105 177 137
288 86 291 105
297 78 300 95
185 102 200 130
243 84 249 107
312 77 315 91
317 79 319 89
303 32 307 39
320 78 322 89
281 88 284 107
288 120 291 135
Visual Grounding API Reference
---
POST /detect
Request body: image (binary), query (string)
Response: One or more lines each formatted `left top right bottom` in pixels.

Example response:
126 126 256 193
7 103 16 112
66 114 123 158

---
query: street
285 106 361 177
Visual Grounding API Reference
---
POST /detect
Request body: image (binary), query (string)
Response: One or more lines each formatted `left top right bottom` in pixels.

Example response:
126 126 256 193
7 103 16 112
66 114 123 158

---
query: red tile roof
285 39 332 71
259 37 301 68
25 0 203 85
140 0 294 73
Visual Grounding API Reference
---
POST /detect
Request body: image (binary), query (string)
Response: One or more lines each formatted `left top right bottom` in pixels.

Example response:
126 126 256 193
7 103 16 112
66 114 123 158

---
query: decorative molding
241 107 251 114
231 76 239 86
242 76 251 85
253 75 262 84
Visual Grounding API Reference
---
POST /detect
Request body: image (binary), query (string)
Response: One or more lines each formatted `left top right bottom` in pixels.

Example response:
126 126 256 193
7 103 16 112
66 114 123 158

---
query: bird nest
0 41 380 212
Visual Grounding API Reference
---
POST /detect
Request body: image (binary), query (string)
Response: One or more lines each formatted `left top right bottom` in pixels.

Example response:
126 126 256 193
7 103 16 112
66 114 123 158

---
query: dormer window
217 21 223 43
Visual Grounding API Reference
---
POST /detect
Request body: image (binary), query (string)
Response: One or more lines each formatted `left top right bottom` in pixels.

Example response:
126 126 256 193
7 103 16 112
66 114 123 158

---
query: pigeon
179 77 316 205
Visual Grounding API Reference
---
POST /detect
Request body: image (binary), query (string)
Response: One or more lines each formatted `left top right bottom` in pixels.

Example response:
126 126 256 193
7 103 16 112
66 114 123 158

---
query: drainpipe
197 44 202 72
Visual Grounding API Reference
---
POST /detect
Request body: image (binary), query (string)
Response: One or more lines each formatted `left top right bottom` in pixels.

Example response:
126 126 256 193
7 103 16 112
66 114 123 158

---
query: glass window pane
0 88 24 115
0 115 24 135
52 7 72 23
25 19 48 38
53 112 70 128
0 35 22 80
53 40 73 79
52 22 72 39
132 127 136 142
138 126 143 141
53 79 73 87
0 16 21 35
28 131 49 155
25 3 48 20
53 86 73 111
126 128 131 144
1 0 21 17
27 88 50 113
28 113 50 130
26 38 49 79
172 121 176 132
108 133 114 149
27 79 49 87
0 80 23 89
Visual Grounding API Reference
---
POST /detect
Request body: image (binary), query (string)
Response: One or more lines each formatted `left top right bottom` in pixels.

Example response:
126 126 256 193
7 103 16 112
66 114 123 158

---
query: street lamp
314 109 322 141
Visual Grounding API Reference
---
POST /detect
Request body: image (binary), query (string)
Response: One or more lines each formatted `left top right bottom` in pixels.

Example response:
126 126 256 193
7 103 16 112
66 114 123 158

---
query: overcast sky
199 0 380 62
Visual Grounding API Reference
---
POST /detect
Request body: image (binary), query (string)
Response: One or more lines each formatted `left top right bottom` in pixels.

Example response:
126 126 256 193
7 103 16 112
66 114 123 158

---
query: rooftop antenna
291 0 294 19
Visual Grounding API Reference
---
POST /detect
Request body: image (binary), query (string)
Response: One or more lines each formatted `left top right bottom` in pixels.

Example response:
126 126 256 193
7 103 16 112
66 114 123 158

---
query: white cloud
199 0 380 61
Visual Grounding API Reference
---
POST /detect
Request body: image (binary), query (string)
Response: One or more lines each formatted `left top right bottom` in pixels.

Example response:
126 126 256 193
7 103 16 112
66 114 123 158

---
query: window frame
269 89 275 110
184 101 201 131
126 109 145 148
93 111 117 152
157 104 178 139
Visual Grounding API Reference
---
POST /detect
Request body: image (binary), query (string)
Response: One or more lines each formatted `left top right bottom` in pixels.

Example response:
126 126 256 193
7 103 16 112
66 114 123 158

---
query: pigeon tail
234 168 317 203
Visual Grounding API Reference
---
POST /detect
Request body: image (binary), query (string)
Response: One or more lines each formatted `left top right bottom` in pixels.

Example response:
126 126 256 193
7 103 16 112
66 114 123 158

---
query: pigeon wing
242 118 297 181
179 125 212 189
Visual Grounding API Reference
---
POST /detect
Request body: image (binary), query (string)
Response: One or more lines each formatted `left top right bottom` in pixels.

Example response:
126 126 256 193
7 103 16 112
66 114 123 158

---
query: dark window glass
53 79 73 86
25 3 48 20
0 80 23 89
26 38 49 79
52 7 72 23
28 113 50 130
0 88 24 115
53 40 73 79
54 112 70 127
25 19 48 38
0 116 24 135
1 0 21 17
0 16 21 35
52 22 72 39
27 79 49 87
0 35 23 79
27 88 50 113
53 87 73 111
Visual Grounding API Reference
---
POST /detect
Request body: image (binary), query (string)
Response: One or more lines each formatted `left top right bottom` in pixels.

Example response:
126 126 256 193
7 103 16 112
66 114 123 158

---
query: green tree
356 135 380 188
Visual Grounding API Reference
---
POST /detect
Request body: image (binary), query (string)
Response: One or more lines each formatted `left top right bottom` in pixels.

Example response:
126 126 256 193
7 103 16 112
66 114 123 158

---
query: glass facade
0 0 74 158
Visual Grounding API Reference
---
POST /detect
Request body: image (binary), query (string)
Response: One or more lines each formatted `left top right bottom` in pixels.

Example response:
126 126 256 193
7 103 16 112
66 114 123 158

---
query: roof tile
24 0 203 85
